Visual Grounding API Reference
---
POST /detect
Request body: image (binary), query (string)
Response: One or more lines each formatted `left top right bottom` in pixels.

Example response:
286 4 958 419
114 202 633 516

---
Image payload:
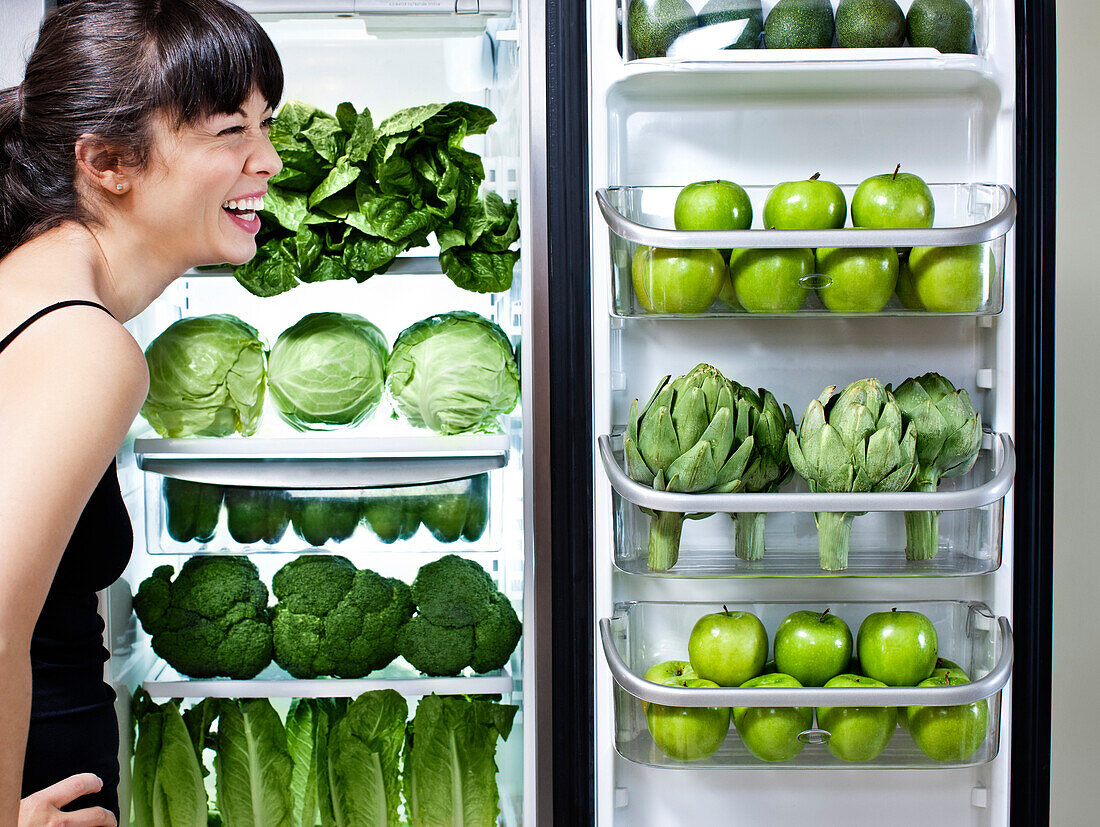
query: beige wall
1051 0 1100 823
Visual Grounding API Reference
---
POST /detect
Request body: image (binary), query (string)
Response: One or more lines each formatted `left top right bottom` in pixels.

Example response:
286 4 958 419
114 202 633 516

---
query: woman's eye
261 117 276 130
218 125 246 136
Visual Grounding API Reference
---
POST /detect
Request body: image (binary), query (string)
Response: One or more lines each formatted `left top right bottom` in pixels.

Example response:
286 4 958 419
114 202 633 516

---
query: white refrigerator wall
590 2 1017 825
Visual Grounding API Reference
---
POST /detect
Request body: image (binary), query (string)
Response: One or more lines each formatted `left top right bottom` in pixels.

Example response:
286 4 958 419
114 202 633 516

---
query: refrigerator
539 0 1054 824
5 0 551 824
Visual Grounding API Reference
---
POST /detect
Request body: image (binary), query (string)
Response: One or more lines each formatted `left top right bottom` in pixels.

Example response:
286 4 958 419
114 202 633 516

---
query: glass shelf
144 472 502 555
142 657 515 698
598 184 1015 318
602 599 1011 769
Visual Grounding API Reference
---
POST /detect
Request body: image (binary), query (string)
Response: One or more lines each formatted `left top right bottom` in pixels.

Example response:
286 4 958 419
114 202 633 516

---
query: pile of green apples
641 606 989 765
630 168 991 315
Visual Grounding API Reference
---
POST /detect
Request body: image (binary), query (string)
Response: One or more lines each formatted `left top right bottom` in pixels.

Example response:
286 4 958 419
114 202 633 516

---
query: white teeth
222 197 264 211
238 211 256 221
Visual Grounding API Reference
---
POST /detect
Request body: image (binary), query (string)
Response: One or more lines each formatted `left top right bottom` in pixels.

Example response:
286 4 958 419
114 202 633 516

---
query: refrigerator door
575 0 1051 824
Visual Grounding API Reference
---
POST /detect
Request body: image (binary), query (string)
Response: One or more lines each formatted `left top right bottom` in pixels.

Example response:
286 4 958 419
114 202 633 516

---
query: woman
0 1 283 823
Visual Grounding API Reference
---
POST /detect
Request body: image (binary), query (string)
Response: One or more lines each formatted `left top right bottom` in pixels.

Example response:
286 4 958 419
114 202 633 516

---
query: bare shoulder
0 305 149 418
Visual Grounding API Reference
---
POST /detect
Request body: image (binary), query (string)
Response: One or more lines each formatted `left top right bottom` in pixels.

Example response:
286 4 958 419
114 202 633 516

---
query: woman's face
130 87 282 269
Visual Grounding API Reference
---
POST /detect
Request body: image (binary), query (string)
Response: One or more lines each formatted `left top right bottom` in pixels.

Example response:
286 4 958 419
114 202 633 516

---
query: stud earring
116 184 124 191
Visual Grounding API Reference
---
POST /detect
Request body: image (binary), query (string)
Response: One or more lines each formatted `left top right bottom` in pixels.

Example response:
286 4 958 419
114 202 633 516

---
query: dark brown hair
0 0 283 259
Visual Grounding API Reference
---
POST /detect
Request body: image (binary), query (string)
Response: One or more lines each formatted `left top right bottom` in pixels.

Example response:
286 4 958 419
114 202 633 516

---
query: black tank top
0 300 134 719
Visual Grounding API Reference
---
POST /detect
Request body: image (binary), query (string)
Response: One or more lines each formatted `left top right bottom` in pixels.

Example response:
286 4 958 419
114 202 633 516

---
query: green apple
688 606 768 687
717 263 744 310
773 608 853 687
906 244 992 312
816 247 899 312
733 673 813 762
729 248 814 313
764 173 847 230
632 245 726 313
906 672 989 762
857 609 939 686
895 256 924 310
642 660 698 712
851 165 935 229
644 676 731 761
674 179 753 232
930 657 969 681
817 674 897 761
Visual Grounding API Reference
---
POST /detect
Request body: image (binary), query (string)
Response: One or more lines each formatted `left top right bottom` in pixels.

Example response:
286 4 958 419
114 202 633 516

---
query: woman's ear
74 136 130 195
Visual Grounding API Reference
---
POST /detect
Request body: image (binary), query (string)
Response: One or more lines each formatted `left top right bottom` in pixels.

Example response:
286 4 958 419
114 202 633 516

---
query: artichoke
786 379 919 571
726 386 796 562
889 373 983 561
625 364 756 571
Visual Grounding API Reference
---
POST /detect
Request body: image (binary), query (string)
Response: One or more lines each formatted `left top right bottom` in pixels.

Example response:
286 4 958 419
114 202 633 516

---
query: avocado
627 0 699 59
224 486 289 545
764 0 835 49
361 495 422 543
906 0 975 54
163 478 222 543
461 474 490 542
421 491 469 544
835 0 906 48
697 0 763 49
290 497 360 546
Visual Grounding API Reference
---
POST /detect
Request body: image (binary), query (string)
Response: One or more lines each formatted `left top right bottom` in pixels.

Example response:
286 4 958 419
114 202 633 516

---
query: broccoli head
471 591 522 673
397 555 521 676
396 616 475 677
411 554 494 627
271 555 414 679
132 556 273 679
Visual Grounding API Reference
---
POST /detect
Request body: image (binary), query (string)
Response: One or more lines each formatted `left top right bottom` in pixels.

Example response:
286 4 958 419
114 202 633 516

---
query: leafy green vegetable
234 99 519 297
268 312 389 431
215 699 295 827
324 690 408 827
141 315 267 437
403 694 518 827
132 690 209 827
285 699 324 827
388 311 520 435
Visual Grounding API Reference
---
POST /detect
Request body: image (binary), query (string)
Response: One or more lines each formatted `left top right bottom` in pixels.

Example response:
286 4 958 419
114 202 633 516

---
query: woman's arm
0 307 147 825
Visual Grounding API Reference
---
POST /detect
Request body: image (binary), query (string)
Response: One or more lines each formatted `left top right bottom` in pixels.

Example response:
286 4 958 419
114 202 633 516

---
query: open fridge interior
102 2 534 824
591 2 1016 825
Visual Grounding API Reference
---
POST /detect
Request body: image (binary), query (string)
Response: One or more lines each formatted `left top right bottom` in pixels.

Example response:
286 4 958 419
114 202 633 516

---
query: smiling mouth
222 195 264 222
222 196 264 235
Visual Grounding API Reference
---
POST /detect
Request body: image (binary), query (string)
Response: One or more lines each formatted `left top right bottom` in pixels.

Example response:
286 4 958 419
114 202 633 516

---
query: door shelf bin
601 432 1012 577
614 0 996 68
142 471 502 556
598 184 1014 318
601 600 1011 769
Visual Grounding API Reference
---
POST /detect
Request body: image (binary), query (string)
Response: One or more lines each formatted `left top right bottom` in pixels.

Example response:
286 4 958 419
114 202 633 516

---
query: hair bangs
144 0 283 125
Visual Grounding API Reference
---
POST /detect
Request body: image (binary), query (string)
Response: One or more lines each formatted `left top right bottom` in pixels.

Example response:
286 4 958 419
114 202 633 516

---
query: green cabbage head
388 311 519 435
141 314 266 438
268 312 389 431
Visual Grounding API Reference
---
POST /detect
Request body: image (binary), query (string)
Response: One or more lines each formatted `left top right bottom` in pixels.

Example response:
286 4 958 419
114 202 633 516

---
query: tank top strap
0 300 114 356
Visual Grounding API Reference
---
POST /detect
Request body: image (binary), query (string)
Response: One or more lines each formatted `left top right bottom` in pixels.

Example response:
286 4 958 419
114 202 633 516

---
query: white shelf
134 433 511 488
142 658 515 698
